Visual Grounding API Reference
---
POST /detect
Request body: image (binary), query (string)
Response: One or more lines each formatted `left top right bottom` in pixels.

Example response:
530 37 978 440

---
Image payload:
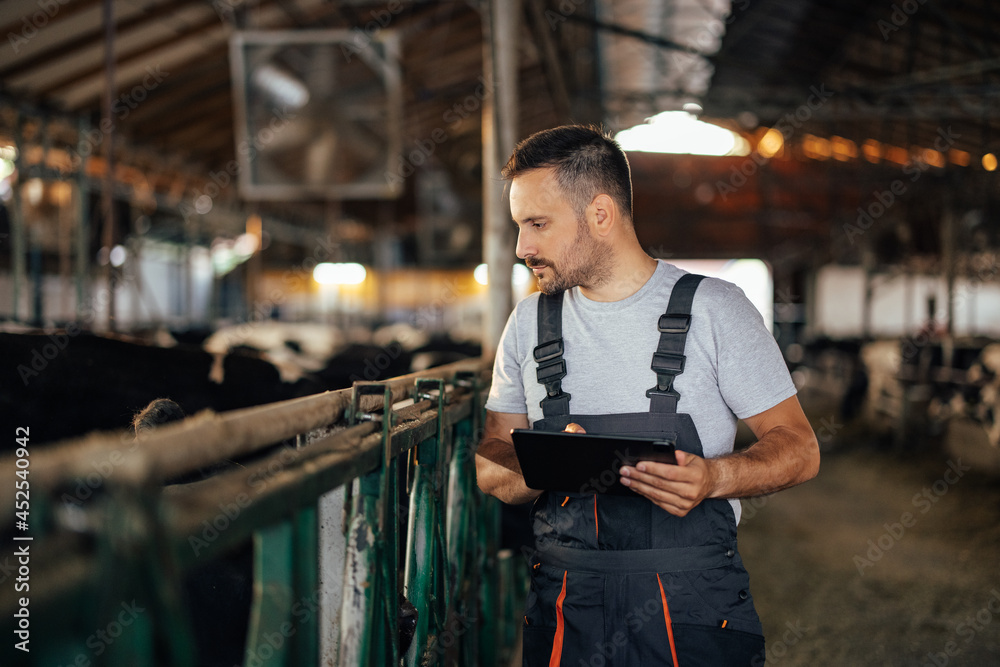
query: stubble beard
532 219 615 295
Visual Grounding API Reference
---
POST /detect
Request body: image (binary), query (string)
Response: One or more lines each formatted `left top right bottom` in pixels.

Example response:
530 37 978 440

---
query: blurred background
2 1 1000 664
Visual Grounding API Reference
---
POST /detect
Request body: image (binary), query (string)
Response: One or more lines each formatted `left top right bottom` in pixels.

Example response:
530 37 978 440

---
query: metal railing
1 358 525 666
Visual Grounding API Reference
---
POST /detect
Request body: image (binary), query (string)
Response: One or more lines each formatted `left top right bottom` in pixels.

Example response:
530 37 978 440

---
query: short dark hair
133 398 186 435
501 125 633 222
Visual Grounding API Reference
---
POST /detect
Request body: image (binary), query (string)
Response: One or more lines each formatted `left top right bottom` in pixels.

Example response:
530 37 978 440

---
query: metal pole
76 116 90 324
101 0 116 331
482 0 519 357
941 203 956 369
10 112 26 323
942 206 955 338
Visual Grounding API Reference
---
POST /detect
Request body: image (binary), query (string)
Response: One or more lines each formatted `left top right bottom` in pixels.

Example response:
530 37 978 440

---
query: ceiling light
109 245 127 268
615 112 751 156
757 128 784 159
314 263 367 285
475 263 532 288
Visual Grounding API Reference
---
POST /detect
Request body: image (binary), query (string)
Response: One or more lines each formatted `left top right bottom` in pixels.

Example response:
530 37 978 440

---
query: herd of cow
1 321 481 449
854 337 1000 470
4 322 999 466
3 322 998 665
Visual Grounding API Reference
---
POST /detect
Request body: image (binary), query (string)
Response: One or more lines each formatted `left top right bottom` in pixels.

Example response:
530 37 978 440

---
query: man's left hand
619 451 718 517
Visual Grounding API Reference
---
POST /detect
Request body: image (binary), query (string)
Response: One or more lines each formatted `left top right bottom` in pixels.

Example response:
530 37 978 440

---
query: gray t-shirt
486 260 797 522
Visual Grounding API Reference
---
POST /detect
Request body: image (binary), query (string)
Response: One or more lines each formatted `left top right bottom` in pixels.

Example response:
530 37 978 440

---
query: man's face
510 168 612 295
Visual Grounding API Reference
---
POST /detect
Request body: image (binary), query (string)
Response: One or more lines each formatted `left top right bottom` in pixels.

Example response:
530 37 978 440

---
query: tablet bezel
510 428 677 496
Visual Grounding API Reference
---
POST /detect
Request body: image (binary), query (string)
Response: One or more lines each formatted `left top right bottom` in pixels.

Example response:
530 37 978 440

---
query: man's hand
620 395 819 517
564 422 718 516
475 411 541 505
619 451 718 517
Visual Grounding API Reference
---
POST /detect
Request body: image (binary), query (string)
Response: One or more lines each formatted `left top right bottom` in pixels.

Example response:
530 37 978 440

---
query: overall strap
647 273 705 413
535 292 571 417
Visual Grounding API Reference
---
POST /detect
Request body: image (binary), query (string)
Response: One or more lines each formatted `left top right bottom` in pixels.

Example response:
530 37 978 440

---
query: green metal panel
246 521 295 667
0 363 528 667
292 506 320 666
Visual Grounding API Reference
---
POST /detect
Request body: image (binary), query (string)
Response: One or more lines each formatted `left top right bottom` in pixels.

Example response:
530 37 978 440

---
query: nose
515 228 532 260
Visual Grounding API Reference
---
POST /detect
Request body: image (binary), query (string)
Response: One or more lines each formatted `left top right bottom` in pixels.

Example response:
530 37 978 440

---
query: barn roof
1 0 997 263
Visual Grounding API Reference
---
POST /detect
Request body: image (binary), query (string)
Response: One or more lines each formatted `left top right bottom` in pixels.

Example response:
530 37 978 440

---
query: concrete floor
740 433 1000 666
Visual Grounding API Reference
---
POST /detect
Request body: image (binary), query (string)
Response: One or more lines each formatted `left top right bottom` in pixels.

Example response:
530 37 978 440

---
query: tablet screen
510 429 676 496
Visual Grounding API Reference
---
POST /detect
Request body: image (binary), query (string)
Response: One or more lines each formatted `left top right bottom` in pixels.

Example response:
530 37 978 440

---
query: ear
588 194 617 238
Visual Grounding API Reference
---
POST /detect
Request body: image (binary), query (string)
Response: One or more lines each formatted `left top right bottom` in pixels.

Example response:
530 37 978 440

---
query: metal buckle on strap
533 338 564 363
657 313 690 334
536 358 567 384
651 352 685 374
646 386 680 401
540 391 571 410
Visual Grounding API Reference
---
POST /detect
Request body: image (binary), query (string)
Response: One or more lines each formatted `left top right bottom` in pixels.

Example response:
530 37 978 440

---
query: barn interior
2 1 1000 665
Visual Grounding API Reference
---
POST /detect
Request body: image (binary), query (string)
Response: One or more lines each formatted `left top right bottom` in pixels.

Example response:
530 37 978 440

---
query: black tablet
510 428 677 496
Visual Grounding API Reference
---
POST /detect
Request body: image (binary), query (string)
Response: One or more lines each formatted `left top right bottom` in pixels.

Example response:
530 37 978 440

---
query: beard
527 220 615 295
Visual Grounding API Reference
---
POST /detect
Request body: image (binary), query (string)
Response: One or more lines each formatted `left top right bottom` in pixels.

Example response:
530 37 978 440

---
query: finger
564 423 587 434
621 466 704 502
622 461 698 485
620 477 693 516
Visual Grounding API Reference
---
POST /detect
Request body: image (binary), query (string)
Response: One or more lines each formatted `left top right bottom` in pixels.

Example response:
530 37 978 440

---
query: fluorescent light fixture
474 263 488 286
513 263 531 287
475 263 532 287
314 262 367 285
109 245 127 268
670 259 773 332
234 233 259 256
615 112 751 156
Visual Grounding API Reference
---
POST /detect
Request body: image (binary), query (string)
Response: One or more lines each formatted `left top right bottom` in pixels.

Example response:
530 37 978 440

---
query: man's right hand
475 410 542 504
564 423 587 433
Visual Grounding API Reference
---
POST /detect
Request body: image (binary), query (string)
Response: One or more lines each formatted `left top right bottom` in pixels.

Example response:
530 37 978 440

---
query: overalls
522 274 766 667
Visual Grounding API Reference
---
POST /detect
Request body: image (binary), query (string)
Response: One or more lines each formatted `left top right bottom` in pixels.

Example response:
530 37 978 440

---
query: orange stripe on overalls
548 571 568 667
657 573 680 667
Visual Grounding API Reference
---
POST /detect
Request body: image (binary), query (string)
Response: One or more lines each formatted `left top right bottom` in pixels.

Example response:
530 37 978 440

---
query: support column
482 0 519 357
101 0 117 331
941 204 956 368
75 117 90 325
10 113 26 323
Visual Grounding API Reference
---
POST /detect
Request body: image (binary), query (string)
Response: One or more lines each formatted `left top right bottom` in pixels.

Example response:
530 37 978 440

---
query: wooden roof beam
0 0 203 80
0 0 102 49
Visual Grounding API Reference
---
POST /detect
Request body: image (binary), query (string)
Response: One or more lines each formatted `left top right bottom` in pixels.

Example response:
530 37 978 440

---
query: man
476 125 819 666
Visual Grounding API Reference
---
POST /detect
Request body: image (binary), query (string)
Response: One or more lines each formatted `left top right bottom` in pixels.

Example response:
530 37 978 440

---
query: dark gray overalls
522 274 766 667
